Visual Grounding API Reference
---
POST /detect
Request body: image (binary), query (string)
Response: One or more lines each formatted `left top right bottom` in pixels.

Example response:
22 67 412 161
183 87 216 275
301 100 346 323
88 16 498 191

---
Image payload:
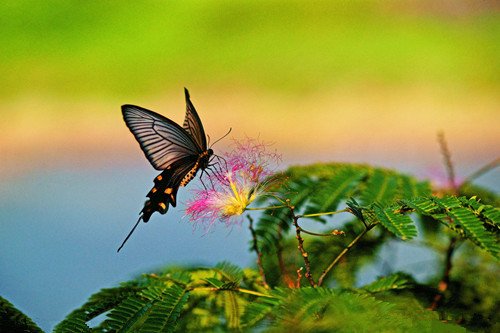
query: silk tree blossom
186 138 281 230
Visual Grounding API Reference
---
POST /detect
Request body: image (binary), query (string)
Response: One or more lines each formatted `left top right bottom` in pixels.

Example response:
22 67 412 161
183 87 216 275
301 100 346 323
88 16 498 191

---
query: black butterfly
118 88 213 252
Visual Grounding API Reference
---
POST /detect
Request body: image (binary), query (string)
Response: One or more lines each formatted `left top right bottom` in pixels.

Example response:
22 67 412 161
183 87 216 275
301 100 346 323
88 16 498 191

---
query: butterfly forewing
183 88 207 150
122 105 201 170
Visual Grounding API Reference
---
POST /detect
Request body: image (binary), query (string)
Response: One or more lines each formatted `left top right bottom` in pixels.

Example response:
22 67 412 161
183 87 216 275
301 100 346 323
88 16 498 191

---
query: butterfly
118 88 213 252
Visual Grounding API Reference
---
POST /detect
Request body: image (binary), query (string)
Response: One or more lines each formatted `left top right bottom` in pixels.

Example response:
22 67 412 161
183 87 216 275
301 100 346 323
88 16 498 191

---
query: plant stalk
248 216 270 290
288 200 317 287
317 222 378 286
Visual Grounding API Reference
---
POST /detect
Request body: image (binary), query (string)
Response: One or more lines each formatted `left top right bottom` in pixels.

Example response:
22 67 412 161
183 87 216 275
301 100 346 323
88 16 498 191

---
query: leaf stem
191 287 273 298
296 224 345 237
317 222 379 286
296 208 349 219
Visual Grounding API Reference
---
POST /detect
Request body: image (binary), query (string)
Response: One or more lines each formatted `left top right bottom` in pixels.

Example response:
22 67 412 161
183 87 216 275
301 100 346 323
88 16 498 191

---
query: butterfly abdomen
180 150 212 187
180 161 200 187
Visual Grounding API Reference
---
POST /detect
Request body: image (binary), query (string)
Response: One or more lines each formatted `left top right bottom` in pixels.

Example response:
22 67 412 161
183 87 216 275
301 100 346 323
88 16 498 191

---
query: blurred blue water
0 166 253 330
0 164 498 331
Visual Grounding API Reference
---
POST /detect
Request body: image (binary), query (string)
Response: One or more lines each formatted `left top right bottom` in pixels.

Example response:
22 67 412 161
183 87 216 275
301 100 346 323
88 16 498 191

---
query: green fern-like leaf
404 196 499 259
458 196 500 235
305 167 366 214
263 287 465 332
53 312 91 333
361 169 400 205
55 284 140 332
254 214 288 253
288 287 336 322
255 174 325 252
458 183 500 207
148 270 193 287
204 277 225 288
361 272 415 294
434 197 498 258
241 296 277 328
269 287 397 331
255 163 430 254
400 173 432 200
213 261 244 282
0 296 44 333
447 207 499 259
223 290 246 330
241 288 288 327
104 290 160 332
141 284 190 333
370 202 418 240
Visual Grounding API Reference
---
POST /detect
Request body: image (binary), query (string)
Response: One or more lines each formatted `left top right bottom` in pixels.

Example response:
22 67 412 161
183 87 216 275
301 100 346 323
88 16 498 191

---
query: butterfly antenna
117 215 143 252
207 134 211 147
209 128 232 148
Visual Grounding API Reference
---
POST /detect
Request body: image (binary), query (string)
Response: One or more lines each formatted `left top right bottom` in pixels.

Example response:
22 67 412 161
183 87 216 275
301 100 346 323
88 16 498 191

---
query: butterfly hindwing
141 156 199 222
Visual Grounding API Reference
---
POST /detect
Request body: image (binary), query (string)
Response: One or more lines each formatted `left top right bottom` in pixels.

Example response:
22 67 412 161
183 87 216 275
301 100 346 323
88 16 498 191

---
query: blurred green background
1 0 499 176
1 1 499 331
2 1 499 96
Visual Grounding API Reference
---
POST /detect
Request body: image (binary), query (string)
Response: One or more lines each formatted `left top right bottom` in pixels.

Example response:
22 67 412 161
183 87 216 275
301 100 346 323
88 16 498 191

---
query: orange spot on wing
159 202 166 210
164 188 172 194
156 175 162 181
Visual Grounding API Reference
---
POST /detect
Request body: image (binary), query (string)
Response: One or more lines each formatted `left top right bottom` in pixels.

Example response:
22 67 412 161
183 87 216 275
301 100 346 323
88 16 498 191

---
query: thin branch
461 157 500 186
288 200 317 287
317 222 379 287
433 132 462 310
438 131 457 191
248 216 270 290
428 236 460 310
295 267 303 288
296 224 345 237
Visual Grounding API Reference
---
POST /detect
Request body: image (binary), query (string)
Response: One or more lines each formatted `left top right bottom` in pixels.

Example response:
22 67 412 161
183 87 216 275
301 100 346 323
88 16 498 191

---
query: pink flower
185 138 281 231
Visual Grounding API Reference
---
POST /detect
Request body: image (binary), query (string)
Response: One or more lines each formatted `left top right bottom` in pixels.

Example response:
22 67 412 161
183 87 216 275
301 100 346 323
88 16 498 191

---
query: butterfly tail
117 215 143 252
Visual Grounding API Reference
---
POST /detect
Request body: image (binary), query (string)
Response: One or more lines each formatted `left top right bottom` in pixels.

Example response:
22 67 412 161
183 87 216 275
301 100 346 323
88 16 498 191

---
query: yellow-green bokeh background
2 0 499 177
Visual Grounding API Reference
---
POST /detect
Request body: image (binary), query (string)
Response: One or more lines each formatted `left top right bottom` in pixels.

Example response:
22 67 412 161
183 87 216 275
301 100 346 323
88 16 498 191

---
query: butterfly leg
198 169 209 191
205 165 225 186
